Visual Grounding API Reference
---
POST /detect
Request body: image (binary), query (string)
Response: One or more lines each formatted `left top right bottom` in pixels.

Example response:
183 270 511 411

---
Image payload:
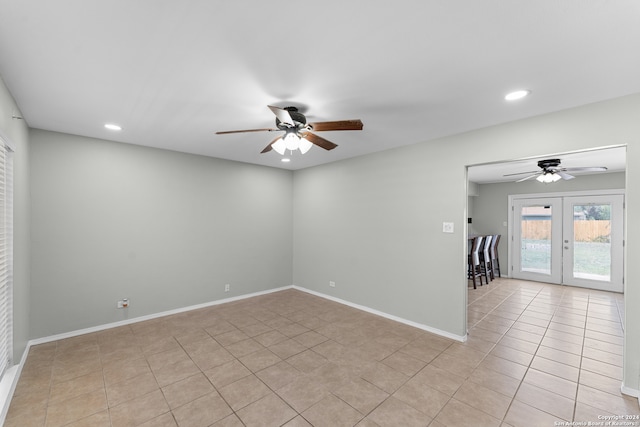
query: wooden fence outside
521 220 611 242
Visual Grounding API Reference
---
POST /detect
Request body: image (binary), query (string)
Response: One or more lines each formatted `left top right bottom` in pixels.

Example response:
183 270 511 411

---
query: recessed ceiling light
281 158 291 163
505 90 531 101
104 123 122 131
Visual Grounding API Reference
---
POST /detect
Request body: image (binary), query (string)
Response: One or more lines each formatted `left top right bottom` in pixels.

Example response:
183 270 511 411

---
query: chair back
470 236 483 266
482 235 492 259
491 234 501 259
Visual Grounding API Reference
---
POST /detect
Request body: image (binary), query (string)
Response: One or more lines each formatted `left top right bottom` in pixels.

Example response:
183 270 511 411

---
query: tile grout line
572 292 590 423
476 282 593 423
464 280 547 423
488 282 555 424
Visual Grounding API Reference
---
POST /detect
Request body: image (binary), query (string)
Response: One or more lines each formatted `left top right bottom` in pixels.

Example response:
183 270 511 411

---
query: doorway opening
465 146 626 332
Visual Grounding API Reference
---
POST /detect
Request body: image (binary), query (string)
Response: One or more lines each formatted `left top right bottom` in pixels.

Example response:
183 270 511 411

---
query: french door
512 193 624 292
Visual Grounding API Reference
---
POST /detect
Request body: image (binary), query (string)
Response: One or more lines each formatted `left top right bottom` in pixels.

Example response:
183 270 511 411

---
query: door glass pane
520 205 552 274
573 203 611 281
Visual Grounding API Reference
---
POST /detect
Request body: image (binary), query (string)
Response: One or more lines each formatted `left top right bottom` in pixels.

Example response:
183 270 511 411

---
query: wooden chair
468 236 484 289
480 235 493 283
490 234 501 278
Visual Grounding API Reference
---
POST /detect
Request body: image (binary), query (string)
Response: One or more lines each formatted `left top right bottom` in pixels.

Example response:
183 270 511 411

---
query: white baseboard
28 285 292 346
621 384 640 406
30 285 466 346
292 285 467 342
0 344 31 426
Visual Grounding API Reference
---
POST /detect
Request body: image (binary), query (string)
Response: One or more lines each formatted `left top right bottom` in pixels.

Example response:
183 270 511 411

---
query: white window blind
0 140 13 380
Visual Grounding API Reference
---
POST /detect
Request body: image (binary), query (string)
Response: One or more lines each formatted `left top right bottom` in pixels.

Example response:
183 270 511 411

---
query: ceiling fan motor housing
275 107 307 130
538 159 561 170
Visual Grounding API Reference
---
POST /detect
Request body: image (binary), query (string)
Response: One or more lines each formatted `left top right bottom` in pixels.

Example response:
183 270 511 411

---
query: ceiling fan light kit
216 105 363 156
298 137 313 154
271 132 313 155
271 138 287 155
283 133 299 151
536 172 562 183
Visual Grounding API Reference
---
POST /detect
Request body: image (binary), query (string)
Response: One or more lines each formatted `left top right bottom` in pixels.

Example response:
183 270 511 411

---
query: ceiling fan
216 105 363 155
504 158 608 183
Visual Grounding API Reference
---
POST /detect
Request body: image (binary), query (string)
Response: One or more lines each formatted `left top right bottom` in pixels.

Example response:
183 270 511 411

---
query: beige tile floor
5 278 640 426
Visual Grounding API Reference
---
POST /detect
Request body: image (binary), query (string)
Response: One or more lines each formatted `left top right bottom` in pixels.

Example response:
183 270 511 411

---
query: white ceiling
1 1 639 170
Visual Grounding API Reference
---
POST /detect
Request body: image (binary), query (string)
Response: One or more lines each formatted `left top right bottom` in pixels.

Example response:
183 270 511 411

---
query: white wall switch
442 222 454 233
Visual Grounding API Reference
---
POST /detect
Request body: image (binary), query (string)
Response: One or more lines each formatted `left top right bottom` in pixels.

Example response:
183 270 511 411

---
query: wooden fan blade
516 173 540 183
260 136 283 153
216 128 279 135
300 131 338 151
308 119 363 132
268 105 294 125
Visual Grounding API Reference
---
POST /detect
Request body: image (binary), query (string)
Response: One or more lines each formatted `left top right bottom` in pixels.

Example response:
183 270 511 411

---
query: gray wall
29 130 293 338
293 150 466 337
472 172 626 272
0 76 30 361
293 93 640 392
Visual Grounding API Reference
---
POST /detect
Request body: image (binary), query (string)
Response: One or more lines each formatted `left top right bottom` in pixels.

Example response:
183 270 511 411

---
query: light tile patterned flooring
6 279 640 426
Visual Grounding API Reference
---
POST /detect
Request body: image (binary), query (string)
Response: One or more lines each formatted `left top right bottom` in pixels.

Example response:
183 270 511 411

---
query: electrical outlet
225 284 230 292
116 298 129 309
329 281 335 288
